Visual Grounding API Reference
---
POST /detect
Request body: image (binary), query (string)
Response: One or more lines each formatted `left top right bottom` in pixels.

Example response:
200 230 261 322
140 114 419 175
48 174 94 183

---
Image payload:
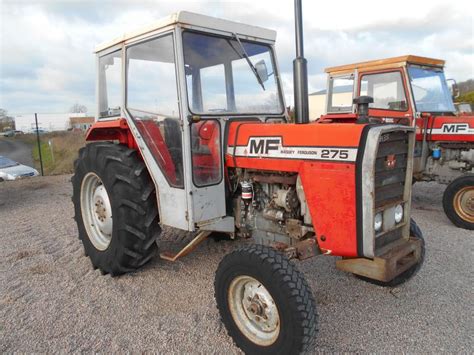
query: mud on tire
72 142 160 276
215 244 318 354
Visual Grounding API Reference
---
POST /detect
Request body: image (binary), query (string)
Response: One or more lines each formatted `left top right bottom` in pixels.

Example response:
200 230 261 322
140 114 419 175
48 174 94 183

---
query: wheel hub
228 276 280 346
454 186 474 223
80 173 113 251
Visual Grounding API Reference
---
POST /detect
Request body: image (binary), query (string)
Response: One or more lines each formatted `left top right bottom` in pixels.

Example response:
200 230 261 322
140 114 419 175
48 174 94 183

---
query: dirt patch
29 264 51 275
13 250 35 261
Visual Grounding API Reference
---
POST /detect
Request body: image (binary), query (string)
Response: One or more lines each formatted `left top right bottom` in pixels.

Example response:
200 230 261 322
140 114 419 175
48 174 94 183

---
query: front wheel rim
228 275 280 346
453 186 474 223
80 172 113 251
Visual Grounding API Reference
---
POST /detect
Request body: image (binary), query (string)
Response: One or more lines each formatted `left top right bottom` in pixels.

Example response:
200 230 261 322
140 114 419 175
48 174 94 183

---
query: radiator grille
374 130 409 251
374 131 408 209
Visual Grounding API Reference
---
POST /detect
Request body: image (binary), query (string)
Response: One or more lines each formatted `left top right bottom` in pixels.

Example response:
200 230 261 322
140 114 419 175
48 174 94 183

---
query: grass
16 131 86 175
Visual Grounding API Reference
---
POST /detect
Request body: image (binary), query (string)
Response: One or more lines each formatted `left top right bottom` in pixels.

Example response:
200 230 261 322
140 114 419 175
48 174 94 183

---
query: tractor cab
92 12 286 231
319 55 461 124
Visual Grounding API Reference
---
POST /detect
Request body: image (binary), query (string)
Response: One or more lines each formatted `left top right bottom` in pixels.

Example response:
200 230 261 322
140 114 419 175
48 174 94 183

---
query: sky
0 0 473 115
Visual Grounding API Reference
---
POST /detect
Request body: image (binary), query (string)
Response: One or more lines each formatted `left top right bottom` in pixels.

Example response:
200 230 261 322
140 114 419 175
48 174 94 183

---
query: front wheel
215 245 318 354
443 174 474 230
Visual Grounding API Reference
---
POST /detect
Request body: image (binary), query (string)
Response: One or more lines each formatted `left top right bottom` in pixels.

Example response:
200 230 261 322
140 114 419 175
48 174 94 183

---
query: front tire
215 245 318 354
72 142 160 276
442 174 474 230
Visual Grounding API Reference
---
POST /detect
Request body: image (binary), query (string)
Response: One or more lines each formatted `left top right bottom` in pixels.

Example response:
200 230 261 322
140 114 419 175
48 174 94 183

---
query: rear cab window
327 74 355 113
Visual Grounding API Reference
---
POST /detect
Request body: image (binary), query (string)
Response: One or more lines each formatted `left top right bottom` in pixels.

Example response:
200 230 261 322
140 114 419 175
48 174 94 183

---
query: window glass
126 34 183 188
232 49 280 113
327 75 354 112
183 31 282 115
201 64 227 112
360 72 407 111
98 50 122 118
408 66 455 112
127 36 179 118
191 120 222 186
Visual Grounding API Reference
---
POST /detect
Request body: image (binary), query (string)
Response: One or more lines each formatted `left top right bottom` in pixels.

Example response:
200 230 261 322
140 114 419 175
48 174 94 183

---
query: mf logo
442 123 469 133
385 154 397 170
249 137 281 154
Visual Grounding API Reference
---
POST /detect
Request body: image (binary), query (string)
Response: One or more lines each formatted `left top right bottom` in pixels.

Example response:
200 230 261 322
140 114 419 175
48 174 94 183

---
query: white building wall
14 113 86 133
308 95 326 121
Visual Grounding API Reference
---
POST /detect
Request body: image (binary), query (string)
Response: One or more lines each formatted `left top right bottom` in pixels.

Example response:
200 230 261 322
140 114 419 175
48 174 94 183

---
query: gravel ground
0 175 472 353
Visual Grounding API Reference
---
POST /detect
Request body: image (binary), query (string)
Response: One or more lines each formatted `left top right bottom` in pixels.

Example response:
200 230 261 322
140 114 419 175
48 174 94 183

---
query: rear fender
85 118 138 150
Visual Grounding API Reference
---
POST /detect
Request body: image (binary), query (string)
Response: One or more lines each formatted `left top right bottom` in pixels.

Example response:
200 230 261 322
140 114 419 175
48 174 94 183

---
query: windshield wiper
230 33 265 91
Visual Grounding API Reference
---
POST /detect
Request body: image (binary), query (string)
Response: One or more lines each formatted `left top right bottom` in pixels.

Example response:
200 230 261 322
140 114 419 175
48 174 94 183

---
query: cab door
175 27 228 229
123 31 192 231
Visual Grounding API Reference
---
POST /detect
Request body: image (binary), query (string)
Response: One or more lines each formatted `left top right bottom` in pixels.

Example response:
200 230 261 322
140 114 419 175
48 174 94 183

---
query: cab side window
126 34 184 188
360 72 408 111
98 50 122 118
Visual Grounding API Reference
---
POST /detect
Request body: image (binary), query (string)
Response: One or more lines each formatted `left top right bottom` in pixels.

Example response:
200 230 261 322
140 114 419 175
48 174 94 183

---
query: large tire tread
72 142 160 276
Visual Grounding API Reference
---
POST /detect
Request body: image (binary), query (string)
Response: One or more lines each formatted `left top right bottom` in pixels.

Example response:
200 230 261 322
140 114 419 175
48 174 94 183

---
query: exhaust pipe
293 0 309 124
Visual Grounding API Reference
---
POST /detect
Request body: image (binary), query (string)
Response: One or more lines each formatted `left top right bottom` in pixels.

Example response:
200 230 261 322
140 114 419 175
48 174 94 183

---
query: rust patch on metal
336 237 422 282
294 238 320 260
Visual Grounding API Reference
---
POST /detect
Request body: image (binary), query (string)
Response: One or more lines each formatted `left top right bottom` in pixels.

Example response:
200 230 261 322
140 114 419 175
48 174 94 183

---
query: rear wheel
443 175 474 230
72 142 160 276
357 219 425 287
215 245 318 354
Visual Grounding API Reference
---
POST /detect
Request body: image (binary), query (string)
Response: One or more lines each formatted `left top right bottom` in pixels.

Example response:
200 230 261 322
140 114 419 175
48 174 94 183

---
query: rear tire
72 142 160 276
215 245 318 354
442 174 474 230
357 219 425 287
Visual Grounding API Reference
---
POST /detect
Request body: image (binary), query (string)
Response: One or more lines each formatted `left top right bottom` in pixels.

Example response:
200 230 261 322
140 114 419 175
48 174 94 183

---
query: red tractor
319 56 474 230
72 2 425 353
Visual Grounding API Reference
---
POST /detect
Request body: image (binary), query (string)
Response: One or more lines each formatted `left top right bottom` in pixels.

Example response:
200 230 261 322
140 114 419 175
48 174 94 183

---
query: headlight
394 204 403 224
374 212 383 232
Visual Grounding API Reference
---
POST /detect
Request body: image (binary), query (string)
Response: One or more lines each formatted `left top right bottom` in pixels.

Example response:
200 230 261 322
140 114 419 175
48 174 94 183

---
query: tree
70 103 88 113
0 108 15 131
455 91 474 105
457 79 474 95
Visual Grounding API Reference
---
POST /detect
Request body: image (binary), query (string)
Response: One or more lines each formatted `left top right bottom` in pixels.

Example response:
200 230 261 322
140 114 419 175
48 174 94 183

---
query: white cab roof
95 11 277 53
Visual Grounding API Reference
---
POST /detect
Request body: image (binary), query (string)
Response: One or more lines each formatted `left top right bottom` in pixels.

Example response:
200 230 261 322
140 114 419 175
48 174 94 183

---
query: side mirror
255 59 269 83
446 79 460 99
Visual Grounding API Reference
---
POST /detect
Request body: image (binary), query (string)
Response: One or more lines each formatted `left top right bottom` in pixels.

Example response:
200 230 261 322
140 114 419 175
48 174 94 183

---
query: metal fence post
35 113 44 176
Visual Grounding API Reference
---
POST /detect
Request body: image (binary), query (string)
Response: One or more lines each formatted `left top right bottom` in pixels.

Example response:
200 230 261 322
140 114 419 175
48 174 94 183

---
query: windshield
408 66 455 113
0 156 19 168
182 31 283 115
